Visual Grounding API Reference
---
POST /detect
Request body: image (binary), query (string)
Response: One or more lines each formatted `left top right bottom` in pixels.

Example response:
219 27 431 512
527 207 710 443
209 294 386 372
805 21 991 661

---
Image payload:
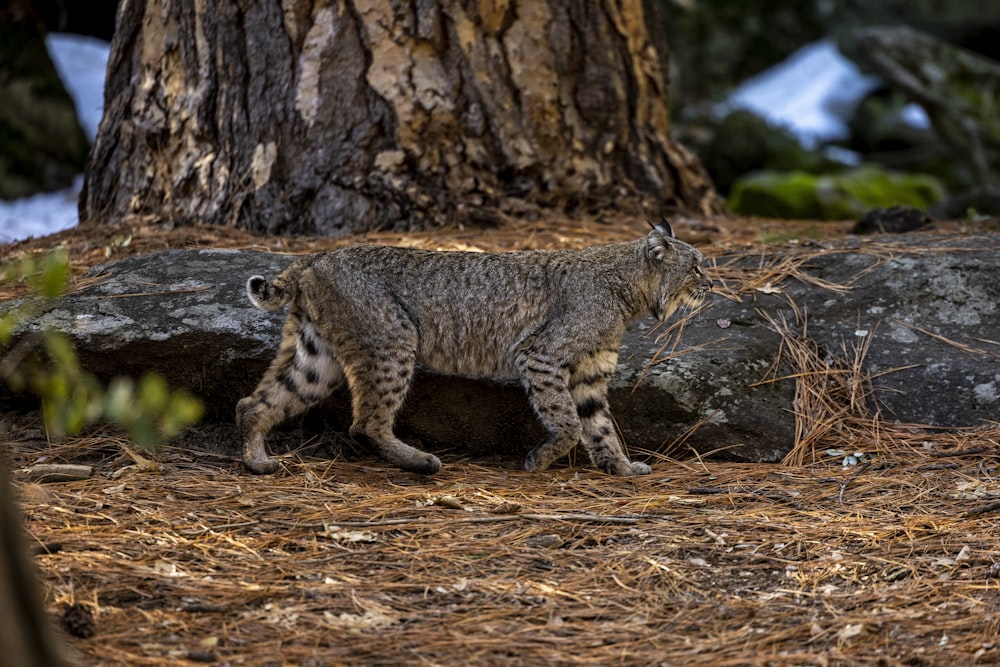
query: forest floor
3 213 1000 666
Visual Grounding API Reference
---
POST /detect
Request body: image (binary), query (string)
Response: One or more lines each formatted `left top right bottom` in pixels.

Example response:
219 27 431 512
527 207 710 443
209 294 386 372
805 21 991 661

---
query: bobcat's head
644 219 712 321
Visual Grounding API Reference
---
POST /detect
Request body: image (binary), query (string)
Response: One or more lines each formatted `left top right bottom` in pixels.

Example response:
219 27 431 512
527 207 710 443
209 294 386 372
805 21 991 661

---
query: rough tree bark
81 0 723 235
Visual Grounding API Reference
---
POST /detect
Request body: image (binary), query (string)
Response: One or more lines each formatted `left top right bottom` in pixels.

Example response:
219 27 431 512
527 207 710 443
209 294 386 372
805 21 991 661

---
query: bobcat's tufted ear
654 218 674 238
646 218 676 261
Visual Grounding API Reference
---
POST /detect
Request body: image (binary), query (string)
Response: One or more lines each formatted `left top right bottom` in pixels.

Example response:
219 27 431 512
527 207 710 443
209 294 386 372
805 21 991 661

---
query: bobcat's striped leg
570 350 651 476
237 313 344 474
345 348 442 475
518 354 583 472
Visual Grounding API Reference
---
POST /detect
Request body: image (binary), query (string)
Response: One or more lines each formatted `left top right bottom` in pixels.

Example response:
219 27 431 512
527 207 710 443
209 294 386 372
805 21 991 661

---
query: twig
18 464 93 483
687 486 724 495
181 521 261 537
87 285 211 299
751 490 807 511
965 501 1000 518
914 463 960 471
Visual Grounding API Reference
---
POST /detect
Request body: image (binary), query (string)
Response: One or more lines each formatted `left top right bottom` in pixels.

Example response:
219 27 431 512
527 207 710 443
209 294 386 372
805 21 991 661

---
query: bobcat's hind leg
518 354 583 472
238 313 344 474
345 348 442 475
570 350 651 477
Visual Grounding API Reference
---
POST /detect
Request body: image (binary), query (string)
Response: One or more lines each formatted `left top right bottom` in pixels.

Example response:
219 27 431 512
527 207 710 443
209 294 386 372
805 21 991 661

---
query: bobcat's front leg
576 399 651 477
570 350 651 477
517 355 584 471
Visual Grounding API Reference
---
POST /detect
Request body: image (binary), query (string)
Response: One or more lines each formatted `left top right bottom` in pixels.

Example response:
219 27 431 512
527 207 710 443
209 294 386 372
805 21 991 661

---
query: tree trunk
81 0 723 235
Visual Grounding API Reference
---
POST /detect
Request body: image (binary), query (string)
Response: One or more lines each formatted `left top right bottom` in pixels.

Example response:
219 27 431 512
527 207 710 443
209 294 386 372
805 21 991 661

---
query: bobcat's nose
695 267 712 294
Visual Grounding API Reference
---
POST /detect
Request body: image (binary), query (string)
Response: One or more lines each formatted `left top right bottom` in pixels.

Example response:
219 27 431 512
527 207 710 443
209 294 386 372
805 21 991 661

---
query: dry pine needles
10 424 1000 666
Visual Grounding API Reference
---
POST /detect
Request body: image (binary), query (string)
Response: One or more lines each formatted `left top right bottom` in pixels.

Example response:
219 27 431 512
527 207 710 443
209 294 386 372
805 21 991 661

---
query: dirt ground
4 213 1000 666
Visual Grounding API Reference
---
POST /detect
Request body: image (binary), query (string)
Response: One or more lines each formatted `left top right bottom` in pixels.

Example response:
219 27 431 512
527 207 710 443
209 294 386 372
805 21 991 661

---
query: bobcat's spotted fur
237 221 710 476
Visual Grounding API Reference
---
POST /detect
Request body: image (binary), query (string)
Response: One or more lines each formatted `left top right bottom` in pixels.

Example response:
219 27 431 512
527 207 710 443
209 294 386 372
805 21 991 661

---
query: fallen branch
965 500 1000 518
18 464 93 483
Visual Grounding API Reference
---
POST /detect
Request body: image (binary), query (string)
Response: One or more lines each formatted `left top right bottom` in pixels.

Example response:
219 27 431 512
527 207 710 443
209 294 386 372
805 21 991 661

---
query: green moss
728 166 946 220
726 171 823 219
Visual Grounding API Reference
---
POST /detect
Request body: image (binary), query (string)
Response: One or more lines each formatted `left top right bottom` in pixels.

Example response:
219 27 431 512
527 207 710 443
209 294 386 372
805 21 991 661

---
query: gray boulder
661 234 1000 459
7 235 1000 466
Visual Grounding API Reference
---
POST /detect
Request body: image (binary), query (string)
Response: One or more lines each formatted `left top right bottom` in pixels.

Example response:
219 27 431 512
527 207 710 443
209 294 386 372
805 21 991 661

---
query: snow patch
45 33 109 141
726 39 879 148
0 176 83 244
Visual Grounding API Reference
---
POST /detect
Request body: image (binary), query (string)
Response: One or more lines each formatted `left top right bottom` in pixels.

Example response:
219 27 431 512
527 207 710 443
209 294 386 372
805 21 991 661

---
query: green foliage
104 375 203 448
3 247 71 299
1 250 203 445
966 208 992 223
30 332 102 438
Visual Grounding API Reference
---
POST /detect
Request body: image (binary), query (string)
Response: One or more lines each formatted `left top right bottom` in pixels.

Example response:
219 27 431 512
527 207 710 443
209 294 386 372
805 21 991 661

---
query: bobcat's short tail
246 257 312 311
246 275 288 310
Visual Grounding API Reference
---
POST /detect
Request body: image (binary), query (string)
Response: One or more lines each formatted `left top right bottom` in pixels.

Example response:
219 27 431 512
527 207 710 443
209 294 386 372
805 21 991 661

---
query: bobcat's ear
646 218 676 261
655 218 674 238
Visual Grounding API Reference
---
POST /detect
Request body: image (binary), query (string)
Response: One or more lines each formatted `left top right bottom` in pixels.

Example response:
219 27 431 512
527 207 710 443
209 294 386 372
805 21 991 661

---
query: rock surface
6 235 999 466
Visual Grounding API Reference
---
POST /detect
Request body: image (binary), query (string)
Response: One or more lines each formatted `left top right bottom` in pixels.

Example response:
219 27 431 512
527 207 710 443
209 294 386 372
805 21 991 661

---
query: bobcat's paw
244 456 281 475
625 461 652 476
400 453 442 475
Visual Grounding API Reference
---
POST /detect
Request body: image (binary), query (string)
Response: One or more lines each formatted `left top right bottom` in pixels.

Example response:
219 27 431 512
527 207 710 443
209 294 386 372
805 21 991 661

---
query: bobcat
237 221 711 476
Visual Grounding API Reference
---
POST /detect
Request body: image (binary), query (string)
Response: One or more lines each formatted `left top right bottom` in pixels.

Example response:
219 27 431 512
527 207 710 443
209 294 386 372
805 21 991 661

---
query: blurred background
657 0 1000 224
